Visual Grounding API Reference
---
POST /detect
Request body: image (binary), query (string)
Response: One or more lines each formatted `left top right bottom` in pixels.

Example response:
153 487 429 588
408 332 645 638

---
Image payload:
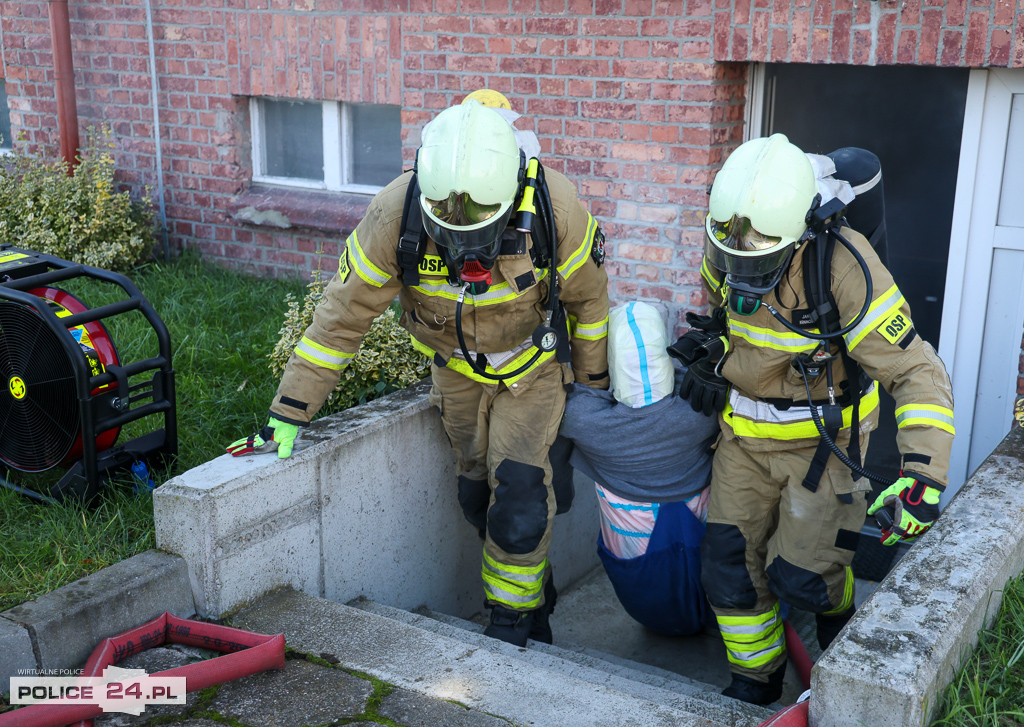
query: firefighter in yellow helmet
675 134 954 705
227 91 611 647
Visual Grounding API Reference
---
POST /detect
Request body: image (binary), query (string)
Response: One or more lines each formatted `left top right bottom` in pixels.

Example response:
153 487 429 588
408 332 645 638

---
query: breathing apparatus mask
704 213 796 316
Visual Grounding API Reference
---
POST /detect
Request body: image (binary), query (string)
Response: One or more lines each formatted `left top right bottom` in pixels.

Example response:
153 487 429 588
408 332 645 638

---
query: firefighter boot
722 661 787 706
528 578 558 644
484 605 536 647
816 607 854 651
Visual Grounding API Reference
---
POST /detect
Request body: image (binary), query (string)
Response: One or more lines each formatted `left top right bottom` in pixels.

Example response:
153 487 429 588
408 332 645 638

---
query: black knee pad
765 557 832 613
701 523 758 610
487 459 549 555
457 476 490 533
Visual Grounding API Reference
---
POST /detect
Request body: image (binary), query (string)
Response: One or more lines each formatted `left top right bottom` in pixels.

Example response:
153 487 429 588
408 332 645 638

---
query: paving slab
378 687 511 727
235 587 766 727
0 550 195 679
206 658 374 727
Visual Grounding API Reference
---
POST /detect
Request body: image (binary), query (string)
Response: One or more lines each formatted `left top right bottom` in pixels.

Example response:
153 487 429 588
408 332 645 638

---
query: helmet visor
705 213 795 279
421 193 514 260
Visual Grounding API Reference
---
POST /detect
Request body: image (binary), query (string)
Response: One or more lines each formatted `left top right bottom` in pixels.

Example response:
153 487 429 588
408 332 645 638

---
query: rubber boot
528 578 558 644
722 660 787 706
816 607 855 651
484 605 536 647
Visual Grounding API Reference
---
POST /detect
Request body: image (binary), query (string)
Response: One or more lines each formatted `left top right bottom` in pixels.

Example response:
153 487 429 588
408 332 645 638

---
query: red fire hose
0 612 285 727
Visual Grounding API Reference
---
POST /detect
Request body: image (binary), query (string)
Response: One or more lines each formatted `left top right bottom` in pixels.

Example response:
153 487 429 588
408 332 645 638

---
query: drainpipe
143 0 170 260
47 0 80 173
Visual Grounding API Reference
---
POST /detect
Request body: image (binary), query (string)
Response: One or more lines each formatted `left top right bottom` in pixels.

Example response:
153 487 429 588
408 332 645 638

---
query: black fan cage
0 301 80 471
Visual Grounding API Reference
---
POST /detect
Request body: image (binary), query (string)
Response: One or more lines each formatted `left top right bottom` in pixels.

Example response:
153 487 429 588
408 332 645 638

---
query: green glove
867 475 943 546
226 417 299 459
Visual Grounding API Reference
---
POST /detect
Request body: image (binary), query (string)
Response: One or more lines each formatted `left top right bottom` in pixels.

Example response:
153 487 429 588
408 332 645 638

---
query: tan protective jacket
701 227 954 488
271 168 610 425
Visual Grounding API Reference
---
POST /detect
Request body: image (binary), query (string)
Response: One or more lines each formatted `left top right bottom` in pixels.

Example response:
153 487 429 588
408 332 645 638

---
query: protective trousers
429 360 567 612
701 430 869 680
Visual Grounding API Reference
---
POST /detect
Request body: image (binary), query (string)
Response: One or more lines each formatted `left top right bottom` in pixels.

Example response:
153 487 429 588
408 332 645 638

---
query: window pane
997 94 1024 228
0 80 12 149
350 103 401 187
261 99 323 181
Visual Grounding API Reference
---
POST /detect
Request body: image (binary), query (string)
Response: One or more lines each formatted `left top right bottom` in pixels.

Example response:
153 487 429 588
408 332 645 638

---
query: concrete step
235 588 775 727
346 596 774 727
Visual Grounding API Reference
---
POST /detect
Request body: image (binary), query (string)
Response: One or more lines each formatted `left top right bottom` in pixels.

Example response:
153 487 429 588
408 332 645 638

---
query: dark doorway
762 63 968 483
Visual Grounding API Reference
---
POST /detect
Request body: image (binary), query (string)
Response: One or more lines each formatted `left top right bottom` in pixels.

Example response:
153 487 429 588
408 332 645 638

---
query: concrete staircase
234 586 775 727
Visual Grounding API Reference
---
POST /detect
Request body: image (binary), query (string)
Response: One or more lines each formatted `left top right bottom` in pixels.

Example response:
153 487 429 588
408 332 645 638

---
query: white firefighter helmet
418 99 522 262
704 133 817 282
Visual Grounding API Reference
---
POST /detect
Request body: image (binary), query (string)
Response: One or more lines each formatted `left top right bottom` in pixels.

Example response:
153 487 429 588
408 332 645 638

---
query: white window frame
250 97 388 196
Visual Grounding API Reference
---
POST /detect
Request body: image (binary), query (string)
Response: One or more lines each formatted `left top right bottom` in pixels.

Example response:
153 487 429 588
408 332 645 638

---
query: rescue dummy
676 134 954 705
557 301 719 635
226 91 610 649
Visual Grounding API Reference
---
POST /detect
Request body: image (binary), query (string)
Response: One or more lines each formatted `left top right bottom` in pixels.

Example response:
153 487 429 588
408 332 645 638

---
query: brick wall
0 0 1023 337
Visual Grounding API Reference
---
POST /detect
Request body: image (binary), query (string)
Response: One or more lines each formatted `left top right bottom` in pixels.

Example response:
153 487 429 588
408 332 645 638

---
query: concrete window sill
227 185 372 236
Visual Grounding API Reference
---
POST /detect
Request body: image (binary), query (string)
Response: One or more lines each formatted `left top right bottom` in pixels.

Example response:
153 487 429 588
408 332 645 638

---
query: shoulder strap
802 235 841 336
397 174 428 286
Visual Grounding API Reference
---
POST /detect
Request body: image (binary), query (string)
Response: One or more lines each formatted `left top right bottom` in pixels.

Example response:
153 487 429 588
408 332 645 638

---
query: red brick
525 17 578 35
583 18 640 35
945 0 967 27
897 29 918 63
812 0 832 26
789 9 811 62
964 11 988 66
713 11 732 58
994 0 1014 26
852 28 873 65
735 0 753 23
830 11 851 62
919 9 942 64
941 29 964 65
877 10 897 64
991 27 1011 65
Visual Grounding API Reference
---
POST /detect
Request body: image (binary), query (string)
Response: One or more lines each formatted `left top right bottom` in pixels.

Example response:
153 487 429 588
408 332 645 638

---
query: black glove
668 308 729 366
679 357 729 416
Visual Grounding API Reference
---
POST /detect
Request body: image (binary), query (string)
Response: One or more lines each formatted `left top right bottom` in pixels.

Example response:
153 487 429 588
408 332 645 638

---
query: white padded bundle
607 301 675 408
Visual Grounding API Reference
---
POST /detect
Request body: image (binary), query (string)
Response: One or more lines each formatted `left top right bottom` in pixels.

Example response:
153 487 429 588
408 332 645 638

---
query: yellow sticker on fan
9 376 26 400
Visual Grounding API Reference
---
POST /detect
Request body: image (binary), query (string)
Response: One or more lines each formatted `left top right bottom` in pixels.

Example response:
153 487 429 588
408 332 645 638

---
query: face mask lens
426 193 501 226
711 216 781 252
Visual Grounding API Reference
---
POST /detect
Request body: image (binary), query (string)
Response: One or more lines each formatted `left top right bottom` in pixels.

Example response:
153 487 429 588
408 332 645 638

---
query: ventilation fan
0 245 177 502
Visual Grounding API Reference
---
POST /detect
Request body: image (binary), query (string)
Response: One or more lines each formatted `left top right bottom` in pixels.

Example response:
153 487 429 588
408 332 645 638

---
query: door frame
940 68 1024 499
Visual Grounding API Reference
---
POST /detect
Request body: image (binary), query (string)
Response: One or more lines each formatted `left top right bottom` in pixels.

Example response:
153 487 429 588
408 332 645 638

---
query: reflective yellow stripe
295 336 354 370
842 284 904 350
574 315 609 341
824 566 854 616
701 256 721 289
410 336 556 386
717 605 786 668
895 403 955 435
347 231 391 287
724 386 880 440
557 213 596 280
729 318 820 353
482 552 545 608
411 268 550 306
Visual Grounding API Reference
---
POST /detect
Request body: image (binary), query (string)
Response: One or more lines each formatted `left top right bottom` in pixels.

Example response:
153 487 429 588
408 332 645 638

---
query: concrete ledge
0 614 35 688
154 381 602 619
0 549 195 682
811 425 1024 727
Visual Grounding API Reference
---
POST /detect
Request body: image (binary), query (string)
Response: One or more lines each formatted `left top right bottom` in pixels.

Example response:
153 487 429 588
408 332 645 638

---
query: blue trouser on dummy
597 499 708 636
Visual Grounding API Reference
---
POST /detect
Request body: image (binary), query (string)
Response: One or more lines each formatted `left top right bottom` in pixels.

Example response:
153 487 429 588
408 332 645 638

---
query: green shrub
269 266 429 415
0 126 156 272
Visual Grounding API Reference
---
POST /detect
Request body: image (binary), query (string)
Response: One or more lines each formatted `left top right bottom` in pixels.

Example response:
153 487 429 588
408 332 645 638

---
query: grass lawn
0 253 305 610
931 572 1024 725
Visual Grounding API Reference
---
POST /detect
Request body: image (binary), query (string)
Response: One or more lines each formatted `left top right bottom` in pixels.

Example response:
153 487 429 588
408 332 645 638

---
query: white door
941 68 1024 502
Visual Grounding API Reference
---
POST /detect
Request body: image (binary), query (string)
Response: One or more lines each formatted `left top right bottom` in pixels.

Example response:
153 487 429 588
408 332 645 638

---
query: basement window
0 80 12 153
250 97 401 195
